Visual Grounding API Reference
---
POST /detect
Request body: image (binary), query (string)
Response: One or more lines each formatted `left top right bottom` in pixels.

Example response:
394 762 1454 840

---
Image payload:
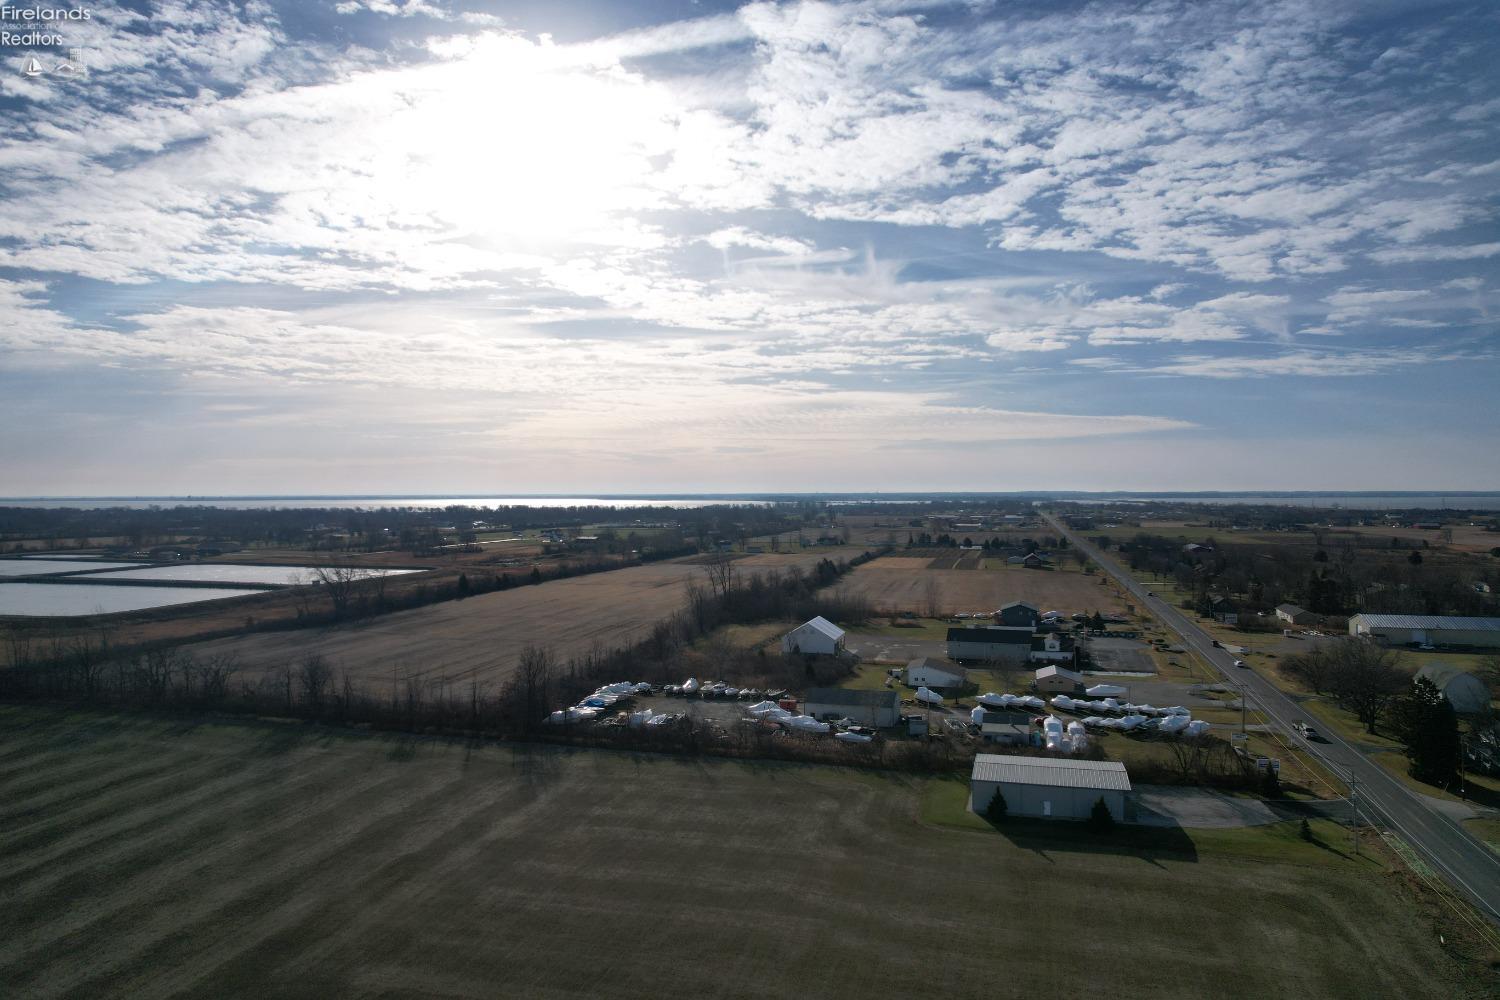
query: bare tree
702 550 737 601
921 576 943 619
1327 638 1407 734
299 654 333 713
517 645 553 732
312 562 365 619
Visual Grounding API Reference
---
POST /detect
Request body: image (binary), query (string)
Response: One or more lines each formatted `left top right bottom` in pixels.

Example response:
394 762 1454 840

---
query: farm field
2 705 1492 1000
187 552 836 690
839 556 1128 617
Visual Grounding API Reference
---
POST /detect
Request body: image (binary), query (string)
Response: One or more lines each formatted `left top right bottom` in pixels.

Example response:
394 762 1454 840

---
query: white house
905 657 967 689
781 616 846 656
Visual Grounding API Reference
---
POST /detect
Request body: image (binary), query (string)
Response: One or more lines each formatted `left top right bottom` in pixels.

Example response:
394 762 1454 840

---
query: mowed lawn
185 551 833 690
840 556 1128 617
2 707 1490 1000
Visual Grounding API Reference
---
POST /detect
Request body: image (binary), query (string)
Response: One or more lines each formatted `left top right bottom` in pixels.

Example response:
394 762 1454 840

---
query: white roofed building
781 616 847 656
970 754 1130 821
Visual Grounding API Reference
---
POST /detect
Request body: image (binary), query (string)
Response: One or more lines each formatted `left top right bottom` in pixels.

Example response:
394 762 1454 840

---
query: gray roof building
971 755 1132 792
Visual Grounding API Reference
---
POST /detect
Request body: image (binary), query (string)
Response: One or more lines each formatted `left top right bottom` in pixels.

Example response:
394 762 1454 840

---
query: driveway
1130 785 1346 828
1085 636 1155 674
844 634 950 663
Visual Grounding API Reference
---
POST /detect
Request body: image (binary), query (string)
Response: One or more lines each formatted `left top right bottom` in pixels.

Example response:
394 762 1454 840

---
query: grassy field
839 557 1126 617
185 552 833 691
2 705 1494 999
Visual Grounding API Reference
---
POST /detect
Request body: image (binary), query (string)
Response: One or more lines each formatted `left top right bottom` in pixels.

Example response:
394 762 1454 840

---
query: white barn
781 616 846 656
905 657 967 689
970 755 1130 821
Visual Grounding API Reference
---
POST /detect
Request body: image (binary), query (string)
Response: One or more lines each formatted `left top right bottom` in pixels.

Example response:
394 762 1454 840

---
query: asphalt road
1044 512 1500 927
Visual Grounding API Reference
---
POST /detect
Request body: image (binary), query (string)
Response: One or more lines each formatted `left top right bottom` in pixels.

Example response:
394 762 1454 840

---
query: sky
1 0 1497 495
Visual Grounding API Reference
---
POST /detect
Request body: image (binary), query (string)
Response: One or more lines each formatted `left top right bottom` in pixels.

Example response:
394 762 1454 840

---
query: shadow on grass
988 816 1199 866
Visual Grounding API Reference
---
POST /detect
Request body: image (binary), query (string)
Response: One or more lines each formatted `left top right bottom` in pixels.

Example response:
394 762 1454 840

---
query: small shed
980 722 1034 747
1275 604 1319 626
905 657 967 689
781 616 846 656
803 687 901 727
1415 664 1492 714
1034 664 1085 695
970 754 1131 821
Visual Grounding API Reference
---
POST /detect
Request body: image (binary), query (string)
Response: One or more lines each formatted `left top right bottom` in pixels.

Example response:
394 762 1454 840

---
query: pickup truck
1293 720 1320 740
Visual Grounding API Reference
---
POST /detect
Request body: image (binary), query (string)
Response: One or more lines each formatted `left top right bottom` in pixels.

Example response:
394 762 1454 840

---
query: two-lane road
1044 512 1500 926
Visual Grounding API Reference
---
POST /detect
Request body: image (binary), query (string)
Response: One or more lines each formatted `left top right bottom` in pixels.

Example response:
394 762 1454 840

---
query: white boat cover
1019 695 1045 710
627 709 655 727
747 700 780 716
1185 720 1212 737
682 678 701 694
977 692 1011 708
1159 715 1191 733
915 686 944 706
1066 721 1087 737
1116 714 1148 730
1086 684 1127 698
645 712 679 727
1050 695 1076 711
834 731 873 743
786 715 832 733
1043 715 1064 734
971 706 985 725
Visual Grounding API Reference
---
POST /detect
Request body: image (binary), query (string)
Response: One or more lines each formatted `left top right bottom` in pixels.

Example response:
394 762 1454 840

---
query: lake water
0 560 145 576
0 496 773 510
74 565 425 586
0 583 265 617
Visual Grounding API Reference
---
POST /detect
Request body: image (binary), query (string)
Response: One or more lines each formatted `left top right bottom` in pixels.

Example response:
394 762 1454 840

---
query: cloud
1130 348 1478 379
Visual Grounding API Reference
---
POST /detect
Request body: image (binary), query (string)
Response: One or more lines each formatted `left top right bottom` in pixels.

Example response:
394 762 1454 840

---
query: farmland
839 555 1129 616
2 705 1492 999
186 552 837 690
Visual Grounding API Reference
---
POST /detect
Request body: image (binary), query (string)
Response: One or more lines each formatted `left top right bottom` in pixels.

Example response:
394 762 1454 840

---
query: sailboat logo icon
22 56 44 77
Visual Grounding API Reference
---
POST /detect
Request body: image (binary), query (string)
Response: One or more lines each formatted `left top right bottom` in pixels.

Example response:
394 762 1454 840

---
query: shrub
1088 796 1115 833
984 789 1008 823
1299 818 1314 842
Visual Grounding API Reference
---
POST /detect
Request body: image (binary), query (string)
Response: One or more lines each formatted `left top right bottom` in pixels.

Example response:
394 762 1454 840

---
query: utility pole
1350 774 1360 855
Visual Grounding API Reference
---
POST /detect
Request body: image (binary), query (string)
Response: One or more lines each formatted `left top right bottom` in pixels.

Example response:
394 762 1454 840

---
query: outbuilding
970 754 1131 821
905 657 967 689
1034 664 1085 695
947 626 1034 663
803 687 901 727
781 616 847 656
1415 664 1493 714
1348 614 1500 649
994 601 1040 628
1275 604 1320 626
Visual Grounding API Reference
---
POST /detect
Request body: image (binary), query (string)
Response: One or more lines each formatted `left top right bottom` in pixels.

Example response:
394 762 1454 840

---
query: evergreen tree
1088 796 1115 833
984 789 1008 823
1392 676 1460 786
1260 763 1281 799
456 572 470 597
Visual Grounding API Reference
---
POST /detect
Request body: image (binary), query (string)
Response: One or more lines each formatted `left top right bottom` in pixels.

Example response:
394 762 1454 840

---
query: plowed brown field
187 552 836 689
841 558 1128 616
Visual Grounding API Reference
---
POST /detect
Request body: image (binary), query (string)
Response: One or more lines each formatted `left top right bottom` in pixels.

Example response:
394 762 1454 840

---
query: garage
970 754 1131 821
